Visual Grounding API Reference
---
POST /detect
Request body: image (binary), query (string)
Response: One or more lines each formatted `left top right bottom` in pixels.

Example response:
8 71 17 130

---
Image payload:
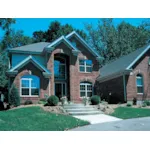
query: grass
0 106 89 131
111 107 150 119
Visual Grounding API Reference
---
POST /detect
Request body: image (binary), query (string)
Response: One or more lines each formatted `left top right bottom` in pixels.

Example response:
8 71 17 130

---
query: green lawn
0 106 89 131
111 107 150 119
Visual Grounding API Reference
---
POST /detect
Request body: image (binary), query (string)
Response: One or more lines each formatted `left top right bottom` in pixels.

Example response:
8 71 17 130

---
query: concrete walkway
72 117 150 131
74 114 122 124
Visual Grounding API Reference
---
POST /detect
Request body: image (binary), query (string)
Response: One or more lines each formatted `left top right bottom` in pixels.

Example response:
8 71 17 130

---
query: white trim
80 82 93 98
79 59 92 73
66 31 100 57
126 44 150 69
47 36 78 51
136 74 144 94
9 55 51 75
20 75 40 97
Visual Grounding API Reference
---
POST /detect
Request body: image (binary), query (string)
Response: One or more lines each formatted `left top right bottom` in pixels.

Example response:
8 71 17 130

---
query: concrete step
65 108 96 112
63 105 93 109
69 111 101 116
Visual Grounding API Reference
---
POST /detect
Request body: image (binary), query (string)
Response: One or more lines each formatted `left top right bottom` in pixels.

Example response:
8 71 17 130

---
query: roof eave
97 69 132 83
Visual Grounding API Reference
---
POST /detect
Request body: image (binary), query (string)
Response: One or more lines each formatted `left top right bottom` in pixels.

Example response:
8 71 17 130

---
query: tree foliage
33 21 87 43
0 51 9 88
85 19 150 65
1 30 33 50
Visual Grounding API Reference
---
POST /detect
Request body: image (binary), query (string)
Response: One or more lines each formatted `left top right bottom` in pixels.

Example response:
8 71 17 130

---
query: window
54 57 66 79
136 74 144 94
80 82 93 97
79 59 92 73
21 75 40 96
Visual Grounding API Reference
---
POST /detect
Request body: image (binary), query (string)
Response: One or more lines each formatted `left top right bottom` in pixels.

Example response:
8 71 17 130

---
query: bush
90 95 101 105
133 98 137 105
47 95 59 106
142 103 147 107
24 100 33 105
126 102 132 107
144 100 150 106
9 84 20 107
38 99 47 105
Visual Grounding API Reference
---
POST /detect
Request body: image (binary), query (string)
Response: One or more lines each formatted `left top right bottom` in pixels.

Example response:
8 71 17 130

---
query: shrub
24 100 33 105
126 102 132 107
90 95 101 105
144 100 150 106
82 97 88 106
47 95 59 106
40 98 46 102
142 103 147 107
9 84 20 107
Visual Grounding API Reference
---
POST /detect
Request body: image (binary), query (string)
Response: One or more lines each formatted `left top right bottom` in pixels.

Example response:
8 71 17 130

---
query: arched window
54 56 66 79
80 81 93 98
21 75 40 96
136 74 144 94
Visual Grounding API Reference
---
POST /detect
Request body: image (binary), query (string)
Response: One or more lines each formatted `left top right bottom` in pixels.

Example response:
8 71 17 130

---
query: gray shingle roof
9 42 50 53
98 43 150 80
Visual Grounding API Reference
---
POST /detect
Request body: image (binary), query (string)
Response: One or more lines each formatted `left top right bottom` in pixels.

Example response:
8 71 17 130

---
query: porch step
63 104 103 116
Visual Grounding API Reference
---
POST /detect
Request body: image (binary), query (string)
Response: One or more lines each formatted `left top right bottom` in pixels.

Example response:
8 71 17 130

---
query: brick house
96 44 150 104
7 31 102 104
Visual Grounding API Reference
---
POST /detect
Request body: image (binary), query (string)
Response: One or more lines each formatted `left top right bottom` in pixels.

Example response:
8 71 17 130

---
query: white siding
12 54 46 67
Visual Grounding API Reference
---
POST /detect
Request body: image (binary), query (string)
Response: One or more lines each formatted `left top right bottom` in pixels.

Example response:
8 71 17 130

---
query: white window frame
79 59 92 73
80 82 93 98
136 75 144 95
20 77 39 97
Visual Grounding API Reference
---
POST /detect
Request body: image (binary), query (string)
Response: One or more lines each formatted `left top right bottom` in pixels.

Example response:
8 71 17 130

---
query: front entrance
55 82 66 99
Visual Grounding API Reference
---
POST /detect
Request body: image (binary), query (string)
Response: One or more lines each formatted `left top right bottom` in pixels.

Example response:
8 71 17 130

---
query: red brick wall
47 42 99 103
95 76 125 103
126 51 150 101
11 42 99 104
11 63 50 104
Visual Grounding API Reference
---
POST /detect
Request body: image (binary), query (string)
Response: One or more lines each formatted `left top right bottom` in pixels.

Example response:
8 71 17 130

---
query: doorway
55 82 66 99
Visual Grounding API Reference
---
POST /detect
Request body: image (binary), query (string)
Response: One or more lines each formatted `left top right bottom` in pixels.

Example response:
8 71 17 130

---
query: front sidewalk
71 117 150 131
73 114 122 124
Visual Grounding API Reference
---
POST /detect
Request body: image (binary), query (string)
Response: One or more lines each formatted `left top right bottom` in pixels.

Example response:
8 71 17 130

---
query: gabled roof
66 31 100 57
46 35 78 51
9 42 50 53
8 31 101 59
97 43 150 82
8 55 51 77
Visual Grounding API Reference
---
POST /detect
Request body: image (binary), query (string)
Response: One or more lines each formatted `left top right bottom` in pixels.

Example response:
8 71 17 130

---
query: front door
55 83 66 99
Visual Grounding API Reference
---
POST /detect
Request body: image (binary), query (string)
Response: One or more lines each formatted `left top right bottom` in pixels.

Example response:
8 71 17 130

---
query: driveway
71 117 150 131
74 114 122 124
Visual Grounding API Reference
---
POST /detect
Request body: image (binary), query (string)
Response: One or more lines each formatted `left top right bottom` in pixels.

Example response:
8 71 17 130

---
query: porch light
96 56 104 64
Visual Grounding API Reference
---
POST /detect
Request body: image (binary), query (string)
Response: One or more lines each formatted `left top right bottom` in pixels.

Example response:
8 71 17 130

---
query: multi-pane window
79 59 92 73
21 75 40 96
136 74 144 94
80 82 93 97
54 57 66 79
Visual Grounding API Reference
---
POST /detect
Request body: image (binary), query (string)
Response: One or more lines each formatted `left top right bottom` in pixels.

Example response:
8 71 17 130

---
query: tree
0 18 16 36
33 21 87 43
85 19 150 65
33 30 46 42
0 51 9 88
1 30 33 50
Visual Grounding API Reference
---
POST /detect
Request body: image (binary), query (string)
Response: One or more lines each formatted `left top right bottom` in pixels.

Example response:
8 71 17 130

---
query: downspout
123 73 127 102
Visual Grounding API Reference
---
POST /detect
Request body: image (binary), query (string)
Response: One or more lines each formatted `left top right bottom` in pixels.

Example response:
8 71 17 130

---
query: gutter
97 69 132 83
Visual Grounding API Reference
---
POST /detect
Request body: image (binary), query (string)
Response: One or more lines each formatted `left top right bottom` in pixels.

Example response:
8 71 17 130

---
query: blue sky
0 18 146 38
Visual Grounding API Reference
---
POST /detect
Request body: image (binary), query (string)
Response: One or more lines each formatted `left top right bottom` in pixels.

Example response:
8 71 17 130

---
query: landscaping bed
0 106 89 131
